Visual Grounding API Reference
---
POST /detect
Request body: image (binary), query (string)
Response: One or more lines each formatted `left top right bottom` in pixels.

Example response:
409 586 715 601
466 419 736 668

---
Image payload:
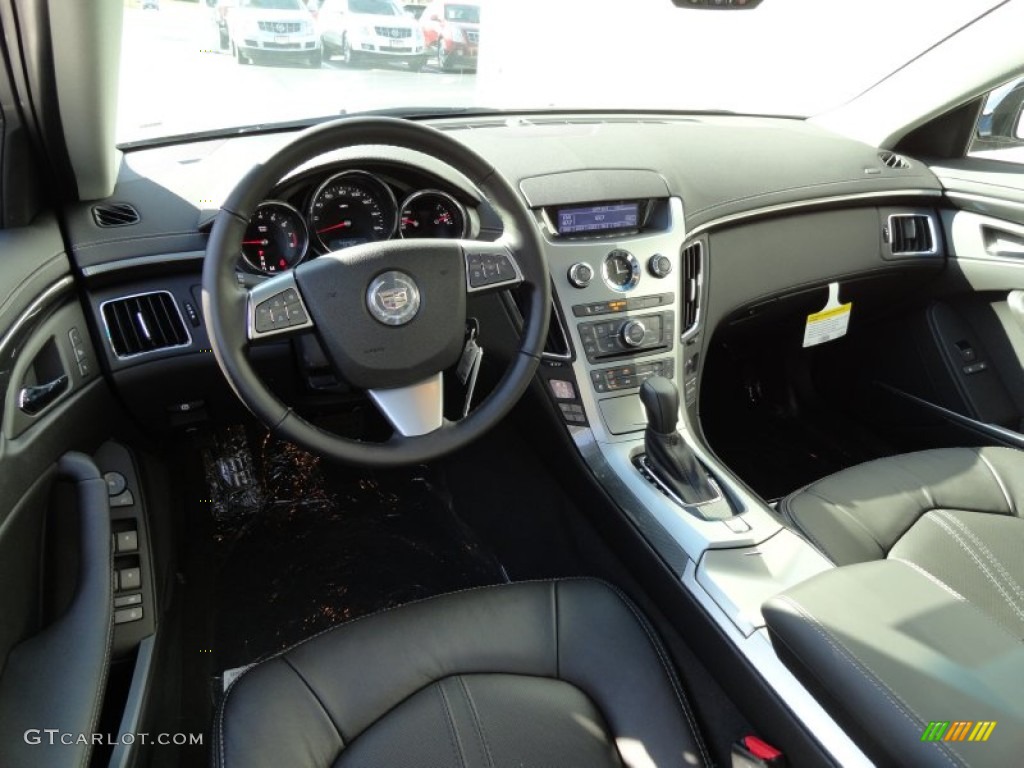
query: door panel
0 212 120 767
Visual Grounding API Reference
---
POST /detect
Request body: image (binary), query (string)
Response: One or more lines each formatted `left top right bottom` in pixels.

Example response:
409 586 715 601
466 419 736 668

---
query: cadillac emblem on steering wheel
366 271 421 326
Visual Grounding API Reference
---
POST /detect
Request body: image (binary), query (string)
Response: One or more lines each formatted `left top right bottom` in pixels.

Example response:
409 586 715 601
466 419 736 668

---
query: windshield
445 5 479 23
350 0 402 15
117 0 1005 146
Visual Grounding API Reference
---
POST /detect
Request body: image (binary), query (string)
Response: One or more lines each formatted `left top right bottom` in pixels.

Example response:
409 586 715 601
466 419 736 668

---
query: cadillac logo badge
275 22 287 33
367 271 420 326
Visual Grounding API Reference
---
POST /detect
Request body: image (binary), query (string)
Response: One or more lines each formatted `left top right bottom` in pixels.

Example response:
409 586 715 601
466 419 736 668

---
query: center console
520 170 872 766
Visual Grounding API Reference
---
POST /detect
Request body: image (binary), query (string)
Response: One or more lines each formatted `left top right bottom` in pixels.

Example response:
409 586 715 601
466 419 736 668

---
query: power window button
115 531 139 553
118 567 141 591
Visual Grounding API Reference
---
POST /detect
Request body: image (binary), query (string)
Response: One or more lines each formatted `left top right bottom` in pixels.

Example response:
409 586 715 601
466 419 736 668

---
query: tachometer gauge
399 190 468 239
309 170 397 252
241 201 309 275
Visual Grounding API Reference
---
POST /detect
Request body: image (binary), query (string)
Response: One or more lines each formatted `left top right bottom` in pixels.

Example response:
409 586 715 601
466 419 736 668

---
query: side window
968 76 1024 165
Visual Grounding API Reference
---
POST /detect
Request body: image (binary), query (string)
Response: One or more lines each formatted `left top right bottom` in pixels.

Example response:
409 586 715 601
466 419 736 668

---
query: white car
225 0 322 67
318 0 429 70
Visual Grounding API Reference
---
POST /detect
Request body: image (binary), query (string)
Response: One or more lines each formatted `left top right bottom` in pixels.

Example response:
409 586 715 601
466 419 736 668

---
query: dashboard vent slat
101 291 191 359
92 202 140 228
889 214 935 255
680 241 703 333
879 151 910 169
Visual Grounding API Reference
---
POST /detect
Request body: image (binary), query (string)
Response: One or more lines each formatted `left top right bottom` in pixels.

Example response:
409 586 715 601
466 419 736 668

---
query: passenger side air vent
879 151 910 169
92 202 141 228
889 214 935 255
680 241 703 334
101 291 191 359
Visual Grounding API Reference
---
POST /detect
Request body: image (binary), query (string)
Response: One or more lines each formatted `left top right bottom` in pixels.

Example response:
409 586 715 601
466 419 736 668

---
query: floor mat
201 426 505 670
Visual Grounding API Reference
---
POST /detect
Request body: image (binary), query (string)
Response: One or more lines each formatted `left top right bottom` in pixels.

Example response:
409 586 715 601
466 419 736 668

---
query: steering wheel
202 117 550 466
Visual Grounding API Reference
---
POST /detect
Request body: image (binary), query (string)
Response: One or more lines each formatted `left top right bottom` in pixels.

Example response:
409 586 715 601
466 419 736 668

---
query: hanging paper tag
802 282 852 348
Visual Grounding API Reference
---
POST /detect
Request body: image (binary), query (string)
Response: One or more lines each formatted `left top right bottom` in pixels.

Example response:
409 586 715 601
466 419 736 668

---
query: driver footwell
194 425 506 672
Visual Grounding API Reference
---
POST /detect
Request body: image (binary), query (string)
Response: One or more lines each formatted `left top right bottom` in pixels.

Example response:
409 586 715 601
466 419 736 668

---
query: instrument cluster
240 168 472 275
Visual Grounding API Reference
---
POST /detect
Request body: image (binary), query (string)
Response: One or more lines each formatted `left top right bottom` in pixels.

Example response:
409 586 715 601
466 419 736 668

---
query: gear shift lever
639 377 717 505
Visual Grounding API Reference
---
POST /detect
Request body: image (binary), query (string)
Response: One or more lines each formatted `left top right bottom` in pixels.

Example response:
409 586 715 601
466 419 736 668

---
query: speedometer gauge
241 201 309 275
399 190 468 239
309 171 397 252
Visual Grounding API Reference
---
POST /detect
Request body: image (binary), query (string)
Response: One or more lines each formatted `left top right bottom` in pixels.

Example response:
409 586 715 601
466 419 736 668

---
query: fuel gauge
399 190 468 240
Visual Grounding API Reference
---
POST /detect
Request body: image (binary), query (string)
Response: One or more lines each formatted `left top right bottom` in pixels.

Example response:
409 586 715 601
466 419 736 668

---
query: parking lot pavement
119 1 478 144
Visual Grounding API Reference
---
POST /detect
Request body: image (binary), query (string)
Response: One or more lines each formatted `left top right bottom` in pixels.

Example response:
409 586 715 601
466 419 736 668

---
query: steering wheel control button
367 271 421 326
250 278 313 338
567 262 594 288
104 471 127 497
622 320 648 347
648 254 672 278
466 250 519 291
602 249 641 292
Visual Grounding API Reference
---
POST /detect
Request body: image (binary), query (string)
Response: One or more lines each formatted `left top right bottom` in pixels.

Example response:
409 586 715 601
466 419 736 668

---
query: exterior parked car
318 0 429 70
420 0 479 71
225 0 322 67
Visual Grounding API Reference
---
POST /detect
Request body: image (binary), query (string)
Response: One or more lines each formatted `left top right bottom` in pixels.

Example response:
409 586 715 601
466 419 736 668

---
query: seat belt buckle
731 734 786 768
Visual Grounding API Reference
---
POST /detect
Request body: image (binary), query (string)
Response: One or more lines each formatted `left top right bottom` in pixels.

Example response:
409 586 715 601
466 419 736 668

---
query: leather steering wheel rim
202 117 550 466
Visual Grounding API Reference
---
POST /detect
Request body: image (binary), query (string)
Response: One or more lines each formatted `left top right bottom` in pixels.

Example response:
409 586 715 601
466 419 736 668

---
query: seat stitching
977 451 1016 516
458 675 494 768
775 596 964 768
601 582 712 767
934 511 1024 601
803 488 887 558
438 681 469 768
888 557 1024 646
282 656 348 746
926 513 1024 625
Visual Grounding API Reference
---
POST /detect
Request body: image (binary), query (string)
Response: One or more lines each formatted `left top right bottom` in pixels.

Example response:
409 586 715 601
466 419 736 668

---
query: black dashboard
61 113 948 433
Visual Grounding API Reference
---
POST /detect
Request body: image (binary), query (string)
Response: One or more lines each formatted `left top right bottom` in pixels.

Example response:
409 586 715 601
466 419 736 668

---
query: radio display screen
556 203 640 235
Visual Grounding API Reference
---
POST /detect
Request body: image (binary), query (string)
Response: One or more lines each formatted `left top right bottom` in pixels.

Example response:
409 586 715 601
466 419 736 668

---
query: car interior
1 1 1024 767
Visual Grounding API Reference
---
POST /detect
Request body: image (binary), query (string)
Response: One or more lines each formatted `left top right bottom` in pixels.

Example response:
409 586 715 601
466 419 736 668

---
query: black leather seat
779 446 1024 636
215 578 711 767
764 447 1024 767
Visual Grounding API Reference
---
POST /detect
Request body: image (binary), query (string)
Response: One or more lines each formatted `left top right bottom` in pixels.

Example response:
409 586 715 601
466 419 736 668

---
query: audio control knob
648 254 672 278
567 262 594 288
621 319 647 347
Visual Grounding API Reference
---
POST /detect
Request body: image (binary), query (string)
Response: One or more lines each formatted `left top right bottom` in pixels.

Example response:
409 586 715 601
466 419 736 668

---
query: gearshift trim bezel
635 453 725 509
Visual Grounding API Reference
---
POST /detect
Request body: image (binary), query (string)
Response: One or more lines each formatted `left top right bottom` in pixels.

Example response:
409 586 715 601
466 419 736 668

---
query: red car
420 0 479 71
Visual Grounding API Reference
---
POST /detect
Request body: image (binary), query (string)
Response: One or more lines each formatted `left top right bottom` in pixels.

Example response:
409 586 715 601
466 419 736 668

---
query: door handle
18 374 69 415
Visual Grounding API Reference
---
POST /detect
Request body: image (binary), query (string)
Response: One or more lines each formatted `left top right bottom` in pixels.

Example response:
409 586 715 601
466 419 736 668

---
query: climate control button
567 262 594 288
621 320 648 347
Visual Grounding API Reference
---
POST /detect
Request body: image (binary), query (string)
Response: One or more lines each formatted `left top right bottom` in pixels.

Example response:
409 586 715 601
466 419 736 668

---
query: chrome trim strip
80 251 205 277
0 277 76 427
99 290 193 360
686 188 943 239
679 239 704 344
887 213 938 256
368 373 445 437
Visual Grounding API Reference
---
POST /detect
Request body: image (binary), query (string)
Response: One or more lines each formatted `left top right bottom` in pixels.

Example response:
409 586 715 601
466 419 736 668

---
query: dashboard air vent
101 291 191 359
889 214 935 255
680 241 703 333
879 151 910 169
92 202 140 228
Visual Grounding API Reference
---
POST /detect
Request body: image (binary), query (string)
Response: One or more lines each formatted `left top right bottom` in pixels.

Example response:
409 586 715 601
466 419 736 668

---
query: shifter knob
640 376 679 435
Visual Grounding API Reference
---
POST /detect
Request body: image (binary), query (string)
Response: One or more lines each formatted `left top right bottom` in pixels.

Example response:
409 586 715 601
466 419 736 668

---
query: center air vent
680 241 703 334
92 202 140 228
889 214 935 255
879 151 910 169
101 291 191 359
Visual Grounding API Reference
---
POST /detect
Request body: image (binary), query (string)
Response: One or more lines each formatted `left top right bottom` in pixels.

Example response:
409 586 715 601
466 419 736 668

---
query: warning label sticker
802 283 852 348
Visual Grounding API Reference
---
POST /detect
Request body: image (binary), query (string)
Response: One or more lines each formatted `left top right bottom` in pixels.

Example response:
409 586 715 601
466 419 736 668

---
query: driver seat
215 579 711 767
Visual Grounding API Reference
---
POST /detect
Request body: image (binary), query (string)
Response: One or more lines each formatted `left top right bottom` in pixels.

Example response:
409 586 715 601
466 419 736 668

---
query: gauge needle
317 221 352 234
242 239 268 245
